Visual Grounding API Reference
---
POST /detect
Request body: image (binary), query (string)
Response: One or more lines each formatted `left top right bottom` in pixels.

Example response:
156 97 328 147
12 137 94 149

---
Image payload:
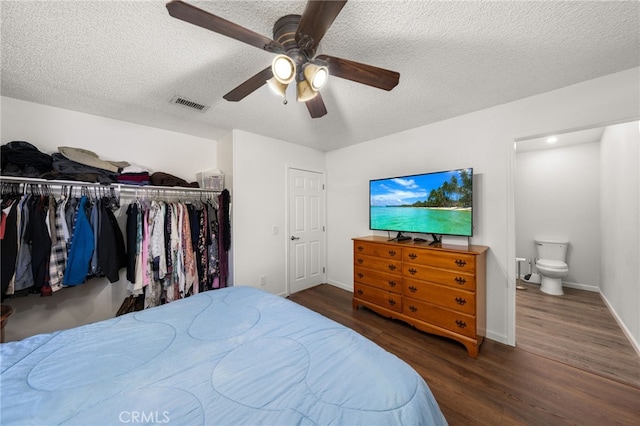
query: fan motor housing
273 14 313 64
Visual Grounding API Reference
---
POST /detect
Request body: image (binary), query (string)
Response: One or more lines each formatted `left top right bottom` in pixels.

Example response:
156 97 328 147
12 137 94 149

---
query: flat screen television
369 168 473 241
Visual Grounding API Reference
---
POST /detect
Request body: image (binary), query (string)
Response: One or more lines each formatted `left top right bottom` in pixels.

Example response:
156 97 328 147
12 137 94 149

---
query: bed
0 286 447 425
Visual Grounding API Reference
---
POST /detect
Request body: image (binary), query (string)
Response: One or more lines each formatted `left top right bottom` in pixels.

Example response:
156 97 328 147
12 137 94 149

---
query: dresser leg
464 342 479 358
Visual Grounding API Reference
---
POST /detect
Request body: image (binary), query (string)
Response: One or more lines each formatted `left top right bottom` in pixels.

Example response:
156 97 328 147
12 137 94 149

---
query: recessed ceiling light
547 137 558 143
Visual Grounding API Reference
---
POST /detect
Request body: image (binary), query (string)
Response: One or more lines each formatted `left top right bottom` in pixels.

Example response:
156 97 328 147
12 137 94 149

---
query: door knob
290 236 300 240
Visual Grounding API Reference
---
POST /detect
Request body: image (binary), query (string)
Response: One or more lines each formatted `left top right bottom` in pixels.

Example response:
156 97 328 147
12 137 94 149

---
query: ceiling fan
166 0 400 118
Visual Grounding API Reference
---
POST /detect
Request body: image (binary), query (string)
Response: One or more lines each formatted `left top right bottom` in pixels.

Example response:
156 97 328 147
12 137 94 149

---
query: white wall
326 67 640 344
231 129 326 296
516 142 601 290
1 97 216 181
600 121 640 351
1 97 217 341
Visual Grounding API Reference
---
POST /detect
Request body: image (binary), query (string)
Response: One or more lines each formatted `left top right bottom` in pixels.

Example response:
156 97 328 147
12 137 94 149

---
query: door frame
285 165 327 296
506 117 637 346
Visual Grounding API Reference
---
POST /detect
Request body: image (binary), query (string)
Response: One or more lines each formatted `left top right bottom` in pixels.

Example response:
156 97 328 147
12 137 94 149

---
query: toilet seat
537 259 568 272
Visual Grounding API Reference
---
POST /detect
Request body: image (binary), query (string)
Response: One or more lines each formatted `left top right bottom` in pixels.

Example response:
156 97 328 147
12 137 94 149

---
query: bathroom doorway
515 127 603 294
513 120 640 386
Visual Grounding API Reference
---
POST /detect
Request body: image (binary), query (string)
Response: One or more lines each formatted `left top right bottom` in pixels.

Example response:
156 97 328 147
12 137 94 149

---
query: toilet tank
535 239 568 261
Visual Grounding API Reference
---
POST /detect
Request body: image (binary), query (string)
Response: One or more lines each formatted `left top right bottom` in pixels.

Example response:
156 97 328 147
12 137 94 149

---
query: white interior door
288 168 326 294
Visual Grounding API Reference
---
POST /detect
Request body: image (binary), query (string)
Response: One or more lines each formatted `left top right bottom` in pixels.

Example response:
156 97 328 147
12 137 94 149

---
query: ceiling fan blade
296 0 347 50
223 67 273 102
316 54 400 91
166 1 283 53
305 92 328 118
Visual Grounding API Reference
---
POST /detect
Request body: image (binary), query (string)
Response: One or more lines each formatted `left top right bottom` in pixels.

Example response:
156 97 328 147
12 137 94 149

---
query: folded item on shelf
1 141 53 177
58 147 129 173
52 153 119 183
150 172 199 188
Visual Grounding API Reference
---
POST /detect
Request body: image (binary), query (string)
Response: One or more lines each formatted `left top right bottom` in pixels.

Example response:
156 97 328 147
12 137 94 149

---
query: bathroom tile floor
516 282 640 388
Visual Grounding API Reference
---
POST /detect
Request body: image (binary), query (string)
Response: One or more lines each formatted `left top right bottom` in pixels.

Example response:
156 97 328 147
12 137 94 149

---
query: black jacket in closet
98 200 127 283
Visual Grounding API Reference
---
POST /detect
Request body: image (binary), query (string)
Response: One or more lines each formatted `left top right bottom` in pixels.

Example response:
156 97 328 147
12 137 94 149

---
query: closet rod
0 176 222 196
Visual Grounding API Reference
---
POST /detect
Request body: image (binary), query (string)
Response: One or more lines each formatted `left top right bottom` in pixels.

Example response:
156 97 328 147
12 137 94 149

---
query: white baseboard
563 281 599 292
517 276 600 293
599 292 640 358
326 279 351 292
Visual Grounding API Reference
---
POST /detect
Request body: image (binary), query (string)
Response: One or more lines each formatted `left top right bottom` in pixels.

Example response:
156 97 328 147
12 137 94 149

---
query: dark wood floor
516 282 640 388
288 284 640 426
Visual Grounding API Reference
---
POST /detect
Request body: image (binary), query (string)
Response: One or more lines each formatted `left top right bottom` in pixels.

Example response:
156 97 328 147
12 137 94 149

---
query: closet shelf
0 175 223 196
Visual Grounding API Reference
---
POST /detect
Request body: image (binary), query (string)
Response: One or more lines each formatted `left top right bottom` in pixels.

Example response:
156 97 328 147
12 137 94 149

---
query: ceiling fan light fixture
271 54 296 84
304 63 329 91
297 78 318 102
266 77 288 99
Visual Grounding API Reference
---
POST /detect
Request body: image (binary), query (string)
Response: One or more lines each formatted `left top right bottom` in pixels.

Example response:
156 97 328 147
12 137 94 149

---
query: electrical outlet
259 275 267 287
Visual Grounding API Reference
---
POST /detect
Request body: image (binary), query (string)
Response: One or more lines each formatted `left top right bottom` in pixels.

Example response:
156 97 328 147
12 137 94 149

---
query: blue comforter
1 286 446 425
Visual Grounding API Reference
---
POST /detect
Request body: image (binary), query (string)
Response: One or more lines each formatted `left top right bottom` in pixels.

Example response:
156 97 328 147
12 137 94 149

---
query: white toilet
535 239 569 296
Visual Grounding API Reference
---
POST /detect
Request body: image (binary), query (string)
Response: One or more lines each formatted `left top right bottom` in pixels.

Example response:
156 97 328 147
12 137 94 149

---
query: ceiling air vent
170 95 210 112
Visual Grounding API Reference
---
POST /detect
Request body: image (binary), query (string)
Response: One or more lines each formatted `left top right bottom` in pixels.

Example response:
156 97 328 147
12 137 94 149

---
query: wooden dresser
352 236 488 357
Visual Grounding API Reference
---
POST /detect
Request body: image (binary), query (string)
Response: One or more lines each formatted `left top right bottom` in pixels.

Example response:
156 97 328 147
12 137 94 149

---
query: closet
0 176 230 310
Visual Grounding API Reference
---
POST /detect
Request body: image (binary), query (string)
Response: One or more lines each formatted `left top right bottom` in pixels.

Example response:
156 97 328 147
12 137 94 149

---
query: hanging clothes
217 189 231 288
63 195 94 286
123 196 226 309
98 198 127 283
1 197 19 300
30 195 52 293
1 179 225 308
48 196 67 293
125 202 139 283
14 194 34 292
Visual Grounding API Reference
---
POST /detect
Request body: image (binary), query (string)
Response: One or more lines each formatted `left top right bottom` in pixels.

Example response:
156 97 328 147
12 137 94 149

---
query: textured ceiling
2 0 639 152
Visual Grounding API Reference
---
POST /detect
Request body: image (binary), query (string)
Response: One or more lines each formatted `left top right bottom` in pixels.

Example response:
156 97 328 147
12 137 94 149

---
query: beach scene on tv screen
370 169 472 236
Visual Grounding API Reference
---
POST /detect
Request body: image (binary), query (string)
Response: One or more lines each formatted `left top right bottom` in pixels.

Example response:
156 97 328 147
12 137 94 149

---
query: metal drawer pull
455 320 467 329
388 299 396 306
357 245 364 251
455 259 467 267
408 268 417 275
388 250 396 256
357 272 364 279
388 264 396 271
455 297 467 305
455 277 467 285
357 289 363 295
357 258 363 264
408 253 417 260
388 280 396 287
409 305 417 312
408 285 417 293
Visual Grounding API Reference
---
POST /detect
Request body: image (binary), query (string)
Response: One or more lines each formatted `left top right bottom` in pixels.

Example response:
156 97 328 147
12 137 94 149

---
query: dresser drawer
403 299 476 338
403 278 475 315
354 242 401 259
403 248 475 273
354 266 401 293
354 283 402 313
354 253 402 275
403 264 476 291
